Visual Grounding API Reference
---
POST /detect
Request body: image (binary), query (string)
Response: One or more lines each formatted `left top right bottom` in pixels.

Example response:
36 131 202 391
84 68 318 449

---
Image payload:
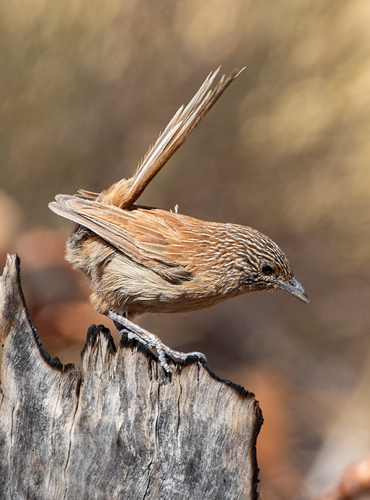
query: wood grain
0 254 262 499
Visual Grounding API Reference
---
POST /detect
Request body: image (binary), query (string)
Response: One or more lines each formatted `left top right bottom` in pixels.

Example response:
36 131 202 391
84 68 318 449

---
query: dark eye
261 261 275 275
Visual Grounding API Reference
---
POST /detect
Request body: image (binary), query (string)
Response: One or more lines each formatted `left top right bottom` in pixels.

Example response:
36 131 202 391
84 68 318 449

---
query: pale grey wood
0 254 262 500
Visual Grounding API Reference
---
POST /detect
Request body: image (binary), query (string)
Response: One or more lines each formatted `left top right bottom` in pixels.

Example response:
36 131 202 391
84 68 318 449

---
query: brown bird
50 68 309 371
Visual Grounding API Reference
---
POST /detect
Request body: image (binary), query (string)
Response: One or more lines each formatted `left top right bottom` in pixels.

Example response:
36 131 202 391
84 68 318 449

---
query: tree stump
0 254 262 499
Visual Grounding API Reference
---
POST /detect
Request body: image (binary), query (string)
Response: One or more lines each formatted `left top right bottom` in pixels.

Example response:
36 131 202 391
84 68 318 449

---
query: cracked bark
0 255 262 500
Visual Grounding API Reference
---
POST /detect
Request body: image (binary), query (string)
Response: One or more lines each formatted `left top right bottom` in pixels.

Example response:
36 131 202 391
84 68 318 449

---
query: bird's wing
49 195 194 284
75 189 100 200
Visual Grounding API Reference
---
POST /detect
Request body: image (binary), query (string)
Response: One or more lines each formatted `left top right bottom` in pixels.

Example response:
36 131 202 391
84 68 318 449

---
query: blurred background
1 0 370 498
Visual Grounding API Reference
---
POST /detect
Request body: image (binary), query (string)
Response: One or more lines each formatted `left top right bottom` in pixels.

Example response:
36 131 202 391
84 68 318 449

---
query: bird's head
236 227 310 304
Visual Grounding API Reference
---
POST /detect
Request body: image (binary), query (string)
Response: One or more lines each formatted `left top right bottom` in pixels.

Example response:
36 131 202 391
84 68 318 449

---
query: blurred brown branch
317 456 370 500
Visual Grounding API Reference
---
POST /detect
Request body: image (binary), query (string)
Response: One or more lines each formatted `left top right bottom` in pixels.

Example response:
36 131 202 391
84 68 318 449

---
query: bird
49 68 310 372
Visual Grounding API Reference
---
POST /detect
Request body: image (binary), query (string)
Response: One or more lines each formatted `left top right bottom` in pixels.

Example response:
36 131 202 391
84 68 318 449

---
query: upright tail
76 67 244 209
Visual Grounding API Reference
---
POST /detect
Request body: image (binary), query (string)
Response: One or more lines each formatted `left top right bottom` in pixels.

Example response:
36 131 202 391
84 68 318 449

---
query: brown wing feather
75 189 100 200
49 195 194 283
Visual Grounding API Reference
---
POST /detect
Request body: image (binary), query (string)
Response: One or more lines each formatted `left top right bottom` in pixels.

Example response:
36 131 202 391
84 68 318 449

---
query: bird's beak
277 277 310 305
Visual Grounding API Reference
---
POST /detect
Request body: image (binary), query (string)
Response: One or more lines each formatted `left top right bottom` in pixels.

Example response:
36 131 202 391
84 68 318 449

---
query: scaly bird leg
108 311 207 373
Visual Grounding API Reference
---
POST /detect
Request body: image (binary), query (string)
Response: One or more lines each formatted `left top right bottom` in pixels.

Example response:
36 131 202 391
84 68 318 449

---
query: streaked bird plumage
49 68 309 371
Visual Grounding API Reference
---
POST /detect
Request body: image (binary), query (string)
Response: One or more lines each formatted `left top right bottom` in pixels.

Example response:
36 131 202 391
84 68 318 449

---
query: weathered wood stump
0 254 262 499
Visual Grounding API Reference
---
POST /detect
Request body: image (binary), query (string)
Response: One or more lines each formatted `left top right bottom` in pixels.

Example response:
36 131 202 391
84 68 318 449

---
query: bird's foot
108 312 207 373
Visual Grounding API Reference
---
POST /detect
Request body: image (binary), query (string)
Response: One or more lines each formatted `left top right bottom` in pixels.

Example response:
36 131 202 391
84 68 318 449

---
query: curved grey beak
277 277 310 305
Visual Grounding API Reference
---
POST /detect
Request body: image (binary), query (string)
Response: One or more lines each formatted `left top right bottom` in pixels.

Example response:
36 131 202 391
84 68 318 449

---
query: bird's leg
112 317 159 361
108 311 207 373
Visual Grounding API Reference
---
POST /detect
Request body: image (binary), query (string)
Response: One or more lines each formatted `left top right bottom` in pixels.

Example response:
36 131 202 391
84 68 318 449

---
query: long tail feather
97 67 244 208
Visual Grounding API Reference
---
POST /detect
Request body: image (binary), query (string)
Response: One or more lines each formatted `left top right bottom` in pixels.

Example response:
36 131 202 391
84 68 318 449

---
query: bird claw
158 347 207 372
109 312 207 373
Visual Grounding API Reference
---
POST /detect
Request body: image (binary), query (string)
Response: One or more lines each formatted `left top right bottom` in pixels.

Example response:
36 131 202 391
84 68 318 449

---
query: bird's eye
261 261 275 275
